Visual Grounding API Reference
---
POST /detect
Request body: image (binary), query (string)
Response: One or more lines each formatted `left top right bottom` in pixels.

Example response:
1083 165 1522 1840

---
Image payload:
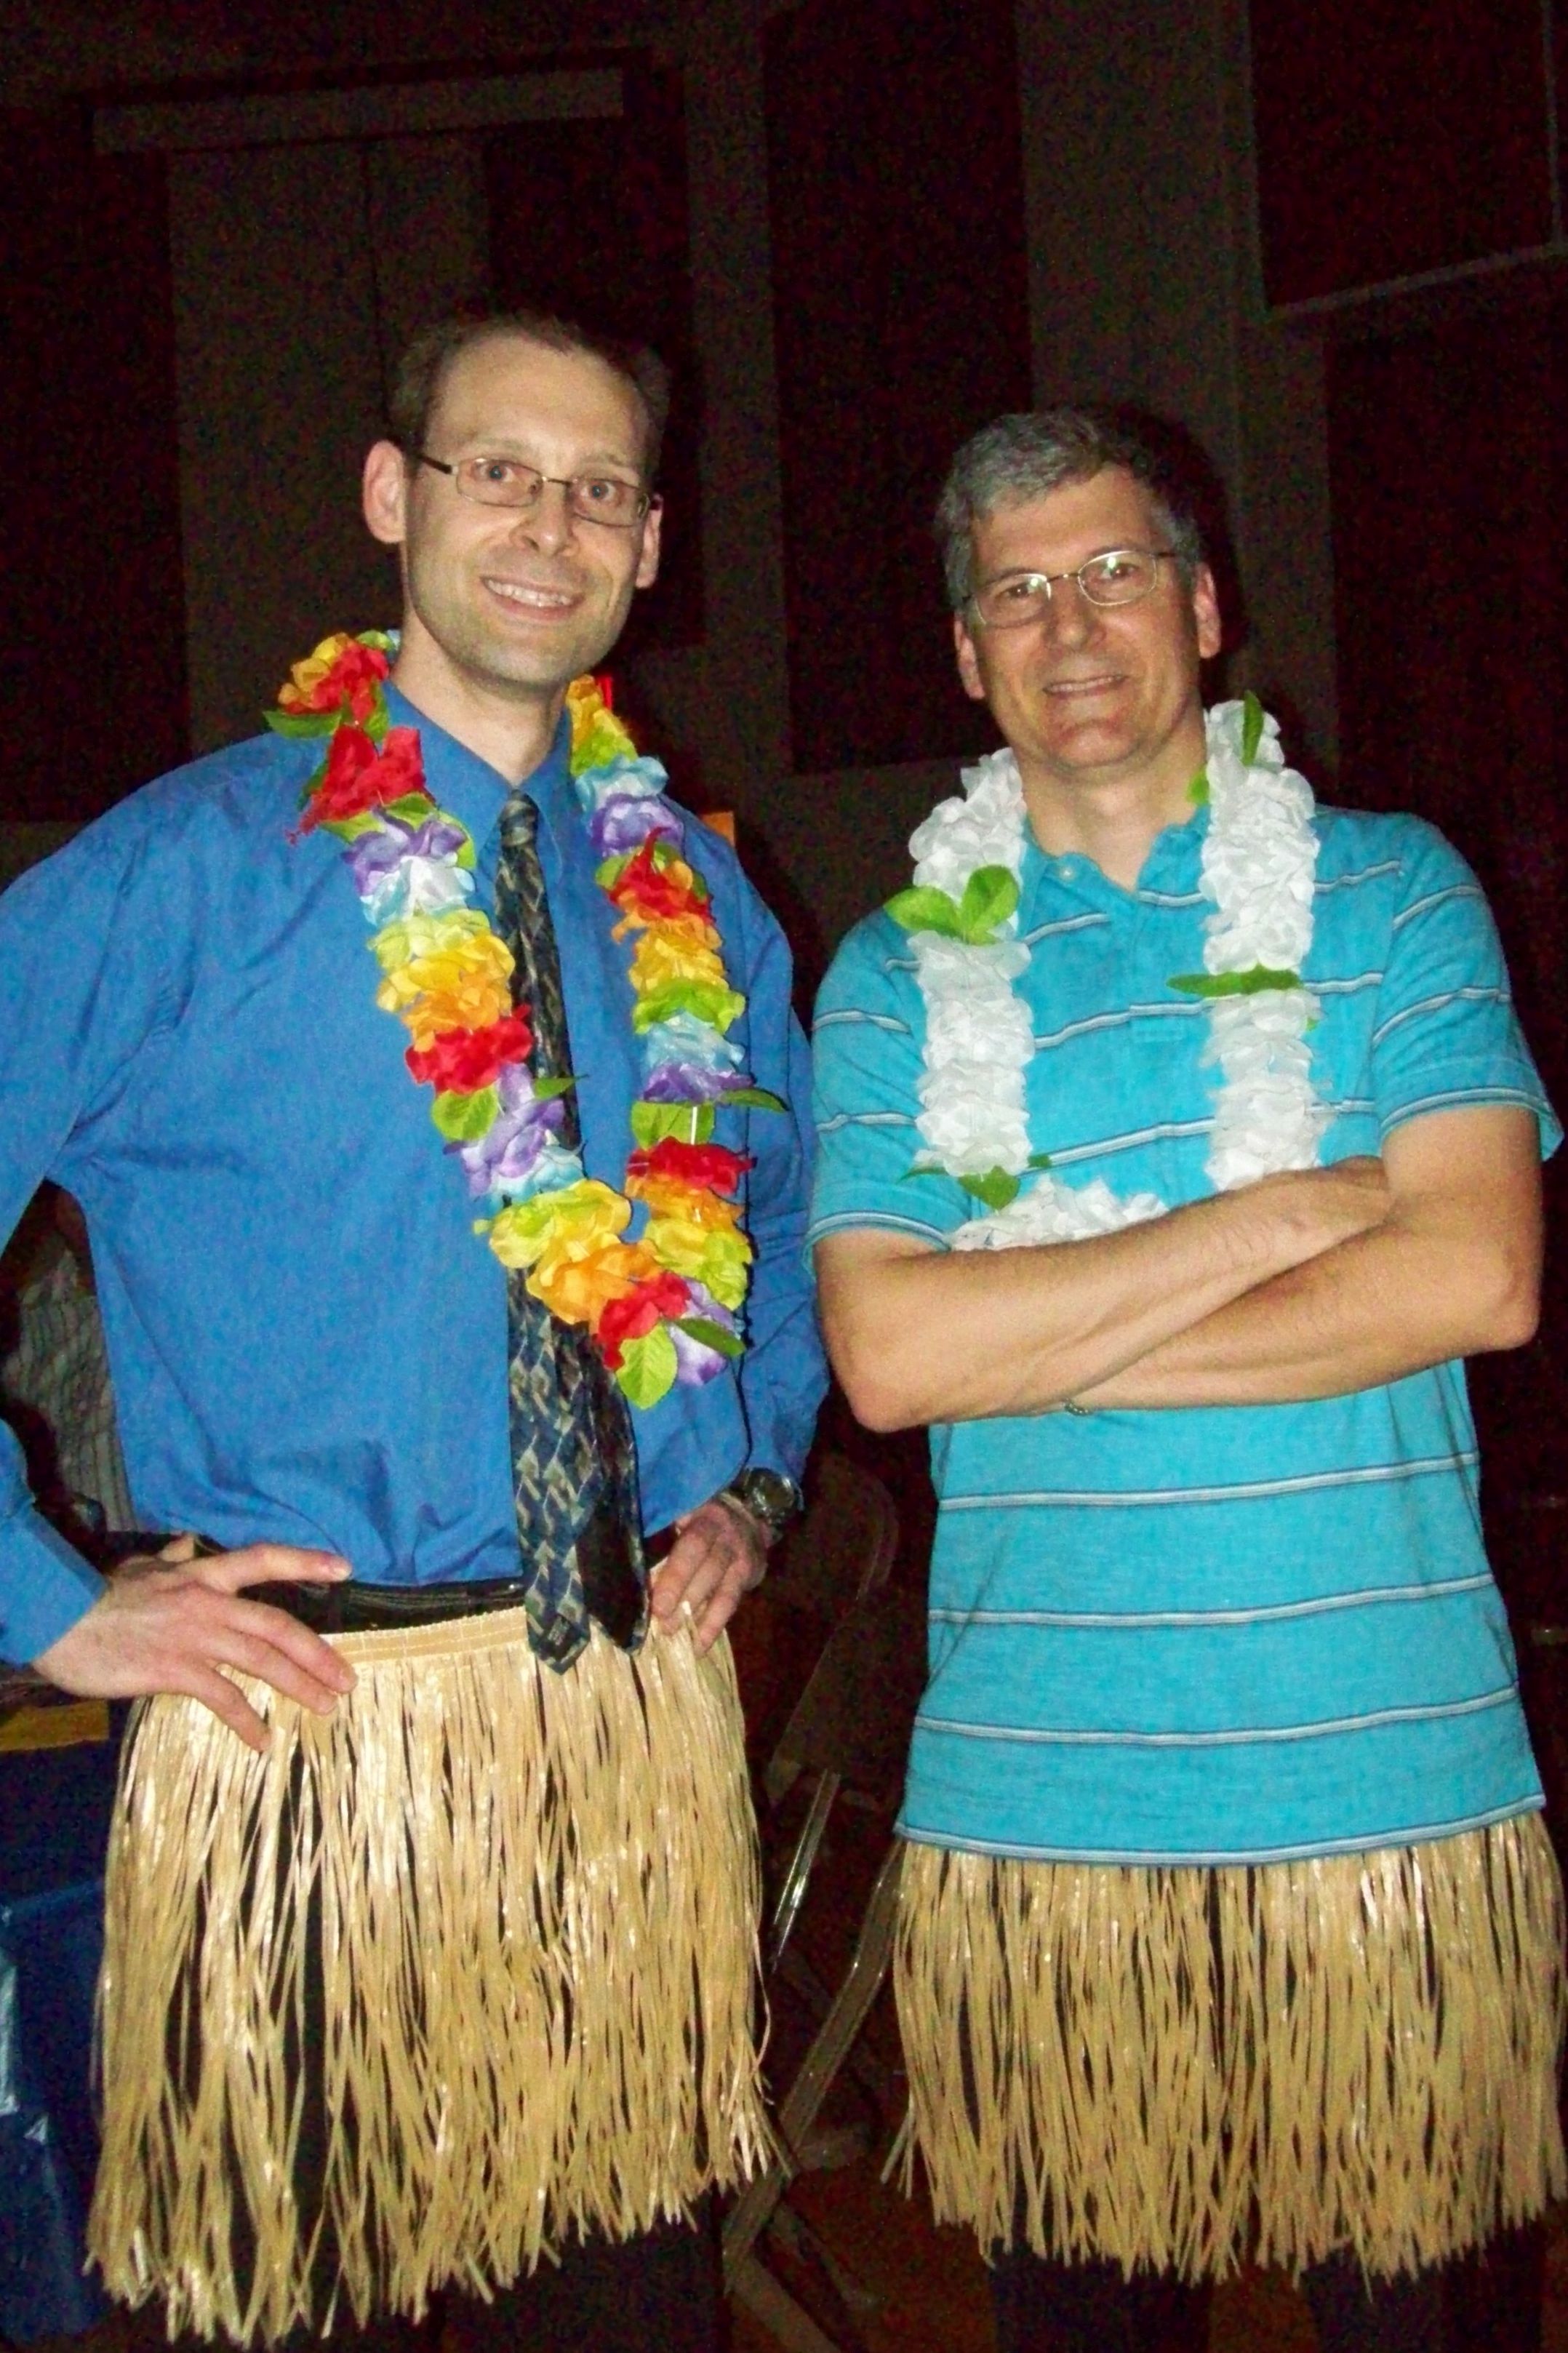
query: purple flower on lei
669 1283 740 1387
346 812 473 924
452 1065 567 1197
588 791 684 860
642 1060 753 1104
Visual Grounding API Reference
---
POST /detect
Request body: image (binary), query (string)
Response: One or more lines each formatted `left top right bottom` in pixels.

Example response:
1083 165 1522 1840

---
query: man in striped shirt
810 409 1564 2353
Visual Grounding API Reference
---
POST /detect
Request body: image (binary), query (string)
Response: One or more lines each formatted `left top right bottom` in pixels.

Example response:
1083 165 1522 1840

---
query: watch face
732 1470 802 1531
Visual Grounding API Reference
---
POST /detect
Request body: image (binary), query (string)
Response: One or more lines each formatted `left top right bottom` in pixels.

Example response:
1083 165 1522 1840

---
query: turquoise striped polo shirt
809 799 1558 1864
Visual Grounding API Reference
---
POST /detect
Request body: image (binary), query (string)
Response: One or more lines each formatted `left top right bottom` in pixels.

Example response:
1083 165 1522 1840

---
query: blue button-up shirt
0 688 825 1662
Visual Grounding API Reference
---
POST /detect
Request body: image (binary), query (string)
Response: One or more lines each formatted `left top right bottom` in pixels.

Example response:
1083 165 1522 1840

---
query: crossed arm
815 1106 1542 1431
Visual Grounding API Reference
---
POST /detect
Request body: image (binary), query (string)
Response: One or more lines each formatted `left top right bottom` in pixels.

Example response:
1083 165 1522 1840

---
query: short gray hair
935 407 1207 611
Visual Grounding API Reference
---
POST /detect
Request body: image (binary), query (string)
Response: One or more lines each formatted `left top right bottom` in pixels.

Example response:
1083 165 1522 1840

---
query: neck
1019 731 1207 889
389 627 564 786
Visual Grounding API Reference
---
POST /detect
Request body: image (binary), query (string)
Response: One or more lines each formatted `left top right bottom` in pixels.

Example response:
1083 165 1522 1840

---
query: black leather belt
239 1523 673 1639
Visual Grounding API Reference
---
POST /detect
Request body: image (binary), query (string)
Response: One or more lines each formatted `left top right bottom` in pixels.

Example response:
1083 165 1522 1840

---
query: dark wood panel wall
1 108 187 820
485 57 700 655
1250 0 1557 304
764 0 1033 772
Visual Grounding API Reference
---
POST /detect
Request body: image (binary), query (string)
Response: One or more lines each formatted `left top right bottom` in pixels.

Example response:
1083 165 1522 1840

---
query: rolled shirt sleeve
1369 822 1559 1151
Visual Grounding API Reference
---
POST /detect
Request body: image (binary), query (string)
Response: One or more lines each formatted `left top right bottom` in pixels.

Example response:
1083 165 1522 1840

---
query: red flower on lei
405 1012 534 1093
625 1139 751 1196
295 724 424 836
279 637 391 722
606 837 709 926
595 1271 695 1370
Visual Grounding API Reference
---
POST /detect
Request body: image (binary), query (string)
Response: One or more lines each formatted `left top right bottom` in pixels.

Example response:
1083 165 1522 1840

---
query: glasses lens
1080 550 1159 605
567 476 646 525
975 574 1052 629
455 458 543 508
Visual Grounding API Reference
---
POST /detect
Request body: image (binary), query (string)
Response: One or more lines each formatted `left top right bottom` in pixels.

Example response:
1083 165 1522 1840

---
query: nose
508 478 577 555
1043 580 1104 647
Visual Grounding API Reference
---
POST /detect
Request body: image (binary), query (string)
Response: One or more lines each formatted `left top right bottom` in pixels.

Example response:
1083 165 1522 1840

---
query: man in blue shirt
811 408 1563 2353
0 309 823 2353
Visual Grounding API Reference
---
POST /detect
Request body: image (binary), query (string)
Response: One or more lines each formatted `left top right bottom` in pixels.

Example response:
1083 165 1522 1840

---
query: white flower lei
894 697 1327 1250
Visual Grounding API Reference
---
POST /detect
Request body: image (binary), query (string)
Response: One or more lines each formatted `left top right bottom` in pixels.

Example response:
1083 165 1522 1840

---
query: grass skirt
893 1815 1566 2280
87 1608 768 2344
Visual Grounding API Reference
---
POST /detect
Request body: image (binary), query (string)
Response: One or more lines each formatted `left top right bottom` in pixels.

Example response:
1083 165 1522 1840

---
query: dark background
4 0 1568 1559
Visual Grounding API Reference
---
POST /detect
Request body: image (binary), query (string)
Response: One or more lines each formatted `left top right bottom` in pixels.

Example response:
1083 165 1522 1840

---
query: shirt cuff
0 1511 107 1664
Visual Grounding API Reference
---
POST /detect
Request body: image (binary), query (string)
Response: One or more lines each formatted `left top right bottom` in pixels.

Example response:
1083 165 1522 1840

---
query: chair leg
770 1770 842 1965
725 1842 904 2280
728 2250 844 2353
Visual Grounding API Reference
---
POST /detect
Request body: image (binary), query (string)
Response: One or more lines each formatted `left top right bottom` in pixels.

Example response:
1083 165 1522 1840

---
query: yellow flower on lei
282 631 358 702
641 1215 752 1308
626 1172 747 1229
566 676 637 772
530 1239 658 1328
486 1179 630 1271
377 930 515 1046
628 928 729 995
372 907 495 978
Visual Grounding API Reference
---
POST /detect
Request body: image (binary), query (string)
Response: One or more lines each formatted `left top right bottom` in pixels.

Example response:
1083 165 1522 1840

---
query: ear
634 496 663 591
1191 563 1223 661
953 610 987 703
363 440 410 548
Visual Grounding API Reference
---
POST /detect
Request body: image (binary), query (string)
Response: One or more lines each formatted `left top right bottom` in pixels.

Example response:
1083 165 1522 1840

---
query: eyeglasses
414 452 655 528
970 548 1177 628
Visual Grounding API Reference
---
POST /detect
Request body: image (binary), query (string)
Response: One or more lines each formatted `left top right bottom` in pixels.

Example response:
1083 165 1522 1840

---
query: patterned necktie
493 785 647 1669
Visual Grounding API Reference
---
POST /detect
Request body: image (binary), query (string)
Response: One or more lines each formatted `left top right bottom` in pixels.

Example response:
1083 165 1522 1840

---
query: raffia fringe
88 1608 769 2344
892 1815 1567 2280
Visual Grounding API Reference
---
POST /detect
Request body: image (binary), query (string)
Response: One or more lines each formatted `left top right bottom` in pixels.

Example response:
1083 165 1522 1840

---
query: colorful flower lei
271 630 780 1407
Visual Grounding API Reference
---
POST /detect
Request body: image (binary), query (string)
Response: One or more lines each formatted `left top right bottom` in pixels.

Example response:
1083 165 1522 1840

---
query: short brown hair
387 307 672 480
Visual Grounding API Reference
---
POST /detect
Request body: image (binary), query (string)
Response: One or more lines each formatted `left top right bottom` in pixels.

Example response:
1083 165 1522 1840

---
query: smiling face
362 332 660 763
953 466 1220 832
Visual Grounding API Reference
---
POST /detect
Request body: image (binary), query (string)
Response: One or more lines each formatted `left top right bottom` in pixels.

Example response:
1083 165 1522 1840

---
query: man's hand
33 1538 356 1754
650 1497 770 1655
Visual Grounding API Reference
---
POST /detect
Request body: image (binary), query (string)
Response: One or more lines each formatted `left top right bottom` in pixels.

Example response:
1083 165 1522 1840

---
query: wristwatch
719 1467 804 1544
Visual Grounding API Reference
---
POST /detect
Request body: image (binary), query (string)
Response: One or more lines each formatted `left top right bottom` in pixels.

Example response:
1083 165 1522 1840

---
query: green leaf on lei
1188 766 1209 807
677 1316 744 1359
381 792 435 824
616 1324 679 1408
632 978 745 1034
266 708 339 740
321 811 383 843
887 866 1019 946
1240 690 1266 766
431 1085 500 1142
1028 1150 1054 1169
958 1167 1021 1211
1169 965 1300 998
631 1100 717 1147
885 884 964 938
531 1075 576 1101
594 852 633 891
724 1087 785 1111
957 865 1020 940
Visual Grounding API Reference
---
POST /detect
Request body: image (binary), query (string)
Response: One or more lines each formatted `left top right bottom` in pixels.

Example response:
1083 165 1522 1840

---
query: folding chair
726 1458 925 2352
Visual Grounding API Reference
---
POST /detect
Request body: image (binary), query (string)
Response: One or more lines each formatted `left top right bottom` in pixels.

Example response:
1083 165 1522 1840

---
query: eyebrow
983 546 1142 581
445 437 641 474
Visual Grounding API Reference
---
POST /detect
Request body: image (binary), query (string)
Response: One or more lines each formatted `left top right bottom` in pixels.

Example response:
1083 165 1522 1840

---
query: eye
578 476 636 516
463 457 525 488
998 575 1047 604
1087 551 1143 586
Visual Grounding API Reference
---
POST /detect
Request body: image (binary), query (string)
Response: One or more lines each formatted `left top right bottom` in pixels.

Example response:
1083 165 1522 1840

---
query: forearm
817 1164 1386 1430
1080 1194 1540 1410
